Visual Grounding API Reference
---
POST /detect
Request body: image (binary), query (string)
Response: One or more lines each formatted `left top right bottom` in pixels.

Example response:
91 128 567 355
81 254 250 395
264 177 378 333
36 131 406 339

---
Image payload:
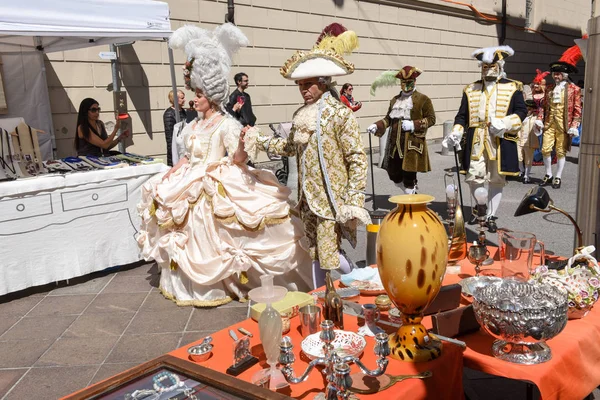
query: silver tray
313 287 360 299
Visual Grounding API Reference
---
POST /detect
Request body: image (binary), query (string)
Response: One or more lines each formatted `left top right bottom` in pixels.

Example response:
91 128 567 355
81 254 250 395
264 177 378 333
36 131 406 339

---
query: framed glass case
63 355 290 400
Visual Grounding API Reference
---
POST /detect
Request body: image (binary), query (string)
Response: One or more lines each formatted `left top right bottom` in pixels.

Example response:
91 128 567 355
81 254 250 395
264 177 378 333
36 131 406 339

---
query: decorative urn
376 194 448 362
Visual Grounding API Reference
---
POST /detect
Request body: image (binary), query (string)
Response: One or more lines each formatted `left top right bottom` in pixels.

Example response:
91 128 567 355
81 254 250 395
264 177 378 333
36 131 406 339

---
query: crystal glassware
467 243 489 276
472 279 568 364
248 275 288 390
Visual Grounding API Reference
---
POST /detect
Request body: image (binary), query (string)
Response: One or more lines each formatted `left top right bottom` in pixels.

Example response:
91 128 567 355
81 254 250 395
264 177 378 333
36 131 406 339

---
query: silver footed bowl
472 279 568 365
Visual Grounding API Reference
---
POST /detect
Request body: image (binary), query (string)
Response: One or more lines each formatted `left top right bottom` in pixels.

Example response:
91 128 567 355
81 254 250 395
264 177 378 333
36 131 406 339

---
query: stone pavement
0 142 597 399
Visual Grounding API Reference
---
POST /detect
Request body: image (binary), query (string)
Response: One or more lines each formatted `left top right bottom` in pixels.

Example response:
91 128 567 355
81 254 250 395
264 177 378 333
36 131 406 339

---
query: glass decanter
248 275 288 390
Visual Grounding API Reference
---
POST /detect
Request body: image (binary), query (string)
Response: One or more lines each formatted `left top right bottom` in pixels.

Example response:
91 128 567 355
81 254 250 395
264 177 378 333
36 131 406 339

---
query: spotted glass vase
376 194 448 362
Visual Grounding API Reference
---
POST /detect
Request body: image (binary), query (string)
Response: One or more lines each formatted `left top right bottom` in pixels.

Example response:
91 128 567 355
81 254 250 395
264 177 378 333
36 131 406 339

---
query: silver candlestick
279 320 390 400
444 173 458 243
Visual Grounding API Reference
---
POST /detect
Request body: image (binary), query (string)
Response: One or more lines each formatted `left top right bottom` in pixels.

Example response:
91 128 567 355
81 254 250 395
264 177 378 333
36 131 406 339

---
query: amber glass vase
376 194 449 362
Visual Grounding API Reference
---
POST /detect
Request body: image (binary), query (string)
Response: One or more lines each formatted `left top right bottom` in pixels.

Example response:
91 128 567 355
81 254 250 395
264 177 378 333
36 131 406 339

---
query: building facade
46 0 591 161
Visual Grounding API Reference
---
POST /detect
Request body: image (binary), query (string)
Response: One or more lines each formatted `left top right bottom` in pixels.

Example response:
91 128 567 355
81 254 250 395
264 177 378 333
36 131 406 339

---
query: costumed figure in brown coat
538 43 583 189
367 66 435 194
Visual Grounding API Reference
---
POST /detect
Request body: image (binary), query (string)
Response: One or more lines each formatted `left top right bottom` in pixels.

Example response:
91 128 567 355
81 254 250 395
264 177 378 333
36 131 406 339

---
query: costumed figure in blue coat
443 46 527 233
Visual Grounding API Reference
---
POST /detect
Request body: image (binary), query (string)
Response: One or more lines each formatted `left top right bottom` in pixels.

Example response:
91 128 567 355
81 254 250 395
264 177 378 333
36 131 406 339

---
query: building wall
45 0 591 161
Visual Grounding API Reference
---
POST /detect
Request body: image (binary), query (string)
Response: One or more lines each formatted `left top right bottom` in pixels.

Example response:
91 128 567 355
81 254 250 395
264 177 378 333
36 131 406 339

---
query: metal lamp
514 186 583 253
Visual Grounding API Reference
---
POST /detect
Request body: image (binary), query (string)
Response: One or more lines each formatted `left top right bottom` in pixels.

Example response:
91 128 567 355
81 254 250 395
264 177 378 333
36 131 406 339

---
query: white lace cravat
389 90 414 120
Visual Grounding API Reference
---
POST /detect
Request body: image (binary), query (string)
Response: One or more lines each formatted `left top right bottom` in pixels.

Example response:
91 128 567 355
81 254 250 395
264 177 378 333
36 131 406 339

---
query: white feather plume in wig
370 70 400 96
471 45 514 64
168 23 249 106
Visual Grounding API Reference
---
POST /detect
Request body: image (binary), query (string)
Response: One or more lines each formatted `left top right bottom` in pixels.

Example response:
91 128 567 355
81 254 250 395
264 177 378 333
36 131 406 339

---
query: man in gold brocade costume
243 23 369 287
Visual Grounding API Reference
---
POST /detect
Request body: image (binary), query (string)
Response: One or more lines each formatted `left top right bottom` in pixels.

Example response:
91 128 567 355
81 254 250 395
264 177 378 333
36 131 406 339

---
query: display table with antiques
444 248 600 400
64 192 600 399
0 162 168 295
64 254 600 399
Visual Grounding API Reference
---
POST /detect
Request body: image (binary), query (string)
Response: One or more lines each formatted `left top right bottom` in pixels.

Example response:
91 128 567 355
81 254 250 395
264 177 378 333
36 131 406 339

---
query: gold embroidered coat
255 94 368 245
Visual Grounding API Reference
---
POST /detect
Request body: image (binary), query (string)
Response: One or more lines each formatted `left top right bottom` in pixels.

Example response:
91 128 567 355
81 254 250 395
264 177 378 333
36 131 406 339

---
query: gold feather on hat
316 30 359 55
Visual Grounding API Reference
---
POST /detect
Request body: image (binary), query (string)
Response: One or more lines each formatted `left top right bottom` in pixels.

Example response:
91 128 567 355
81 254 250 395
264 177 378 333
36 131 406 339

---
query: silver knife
342 300 466 349
229 329 239 341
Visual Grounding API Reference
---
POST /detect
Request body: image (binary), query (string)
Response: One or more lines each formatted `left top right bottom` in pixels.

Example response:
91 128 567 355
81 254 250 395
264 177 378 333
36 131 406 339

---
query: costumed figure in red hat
244 23 369 287
443 46 527 233
367 66 436 194
538 43 583 189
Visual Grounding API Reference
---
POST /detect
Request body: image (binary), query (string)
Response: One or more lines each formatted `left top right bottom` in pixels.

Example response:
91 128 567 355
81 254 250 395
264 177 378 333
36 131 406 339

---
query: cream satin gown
137 115 312 307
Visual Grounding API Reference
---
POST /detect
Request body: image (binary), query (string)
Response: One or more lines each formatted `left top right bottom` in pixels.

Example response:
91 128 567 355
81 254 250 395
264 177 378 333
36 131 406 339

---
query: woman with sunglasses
75 98 127 156
340 83 362 112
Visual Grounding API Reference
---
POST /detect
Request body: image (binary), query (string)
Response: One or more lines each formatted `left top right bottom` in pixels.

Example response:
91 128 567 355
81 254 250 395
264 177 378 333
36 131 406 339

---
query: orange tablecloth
169 312 464 399
443 249 600 400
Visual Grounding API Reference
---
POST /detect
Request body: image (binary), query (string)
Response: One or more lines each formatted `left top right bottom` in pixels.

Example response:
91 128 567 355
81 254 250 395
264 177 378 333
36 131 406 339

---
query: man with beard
226 72 257 127
368 66 436 194
243 23 369 287
443 46 527 233
538 44 583 189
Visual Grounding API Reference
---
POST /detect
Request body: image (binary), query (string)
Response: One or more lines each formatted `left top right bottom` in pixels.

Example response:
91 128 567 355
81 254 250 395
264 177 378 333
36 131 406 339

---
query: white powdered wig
169 23 249 106
471 45 514 64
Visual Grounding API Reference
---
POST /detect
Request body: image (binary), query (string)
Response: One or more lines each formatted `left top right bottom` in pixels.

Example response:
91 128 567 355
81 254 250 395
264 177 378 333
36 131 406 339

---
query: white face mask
481 63 500 81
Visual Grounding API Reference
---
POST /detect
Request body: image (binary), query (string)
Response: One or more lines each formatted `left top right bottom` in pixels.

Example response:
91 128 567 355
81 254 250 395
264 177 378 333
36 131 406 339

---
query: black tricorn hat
550 43 583 74
549 61 578 74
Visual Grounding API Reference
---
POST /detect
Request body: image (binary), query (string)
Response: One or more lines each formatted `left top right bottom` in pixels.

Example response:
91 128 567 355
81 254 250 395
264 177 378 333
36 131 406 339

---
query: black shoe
522 176 531 184
486 217 498 233
539 175 553 187
517 173 524 182
552 177 561 189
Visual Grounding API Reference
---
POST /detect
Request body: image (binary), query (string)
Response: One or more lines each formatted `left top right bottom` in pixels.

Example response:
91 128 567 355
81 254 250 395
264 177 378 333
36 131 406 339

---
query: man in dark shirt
226 72 257 127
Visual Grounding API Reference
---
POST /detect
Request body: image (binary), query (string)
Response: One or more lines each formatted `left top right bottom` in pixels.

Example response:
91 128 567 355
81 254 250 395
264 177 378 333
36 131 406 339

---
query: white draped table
0 164 168 295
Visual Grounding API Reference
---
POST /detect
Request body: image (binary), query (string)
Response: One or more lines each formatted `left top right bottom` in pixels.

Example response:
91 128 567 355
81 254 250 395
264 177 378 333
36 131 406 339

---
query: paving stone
101 275 154 294
0 296 43 316
4 366 97 400
106 333 181 364
35 336 119 367
138 291 181 312
85 293 147 314
125 309 192 334
27 295 95 317
0 340 53 368
186 306 248 333
64 312 135 338
89 362 140 385
0 315 76 341
0 315 21 337
49 274 113 296
0 368 27 398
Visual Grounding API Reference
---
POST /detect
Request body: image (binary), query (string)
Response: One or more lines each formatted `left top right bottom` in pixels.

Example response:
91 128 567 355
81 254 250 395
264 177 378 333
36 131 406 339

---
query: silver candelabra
278 320 390 400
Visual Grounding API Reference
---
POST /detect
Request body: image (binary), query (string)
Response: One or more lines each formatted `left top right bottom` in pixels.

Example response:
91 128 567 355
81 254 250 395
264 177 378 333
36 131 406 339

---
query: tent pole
167 46 180 124
110 44 125 154
35 36 57 159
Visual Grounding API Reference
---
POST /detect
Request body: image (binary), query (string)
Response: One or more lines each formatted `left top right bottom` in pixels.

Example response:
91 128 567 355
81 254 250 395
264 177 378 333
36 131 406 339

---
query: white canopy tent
0 0 174 159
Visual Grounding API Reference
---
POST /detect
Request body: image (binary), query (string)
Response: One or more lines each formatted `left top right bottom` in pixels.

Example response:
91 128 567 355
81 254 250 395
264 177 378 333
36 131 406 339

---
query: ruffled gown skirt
138 160 312 307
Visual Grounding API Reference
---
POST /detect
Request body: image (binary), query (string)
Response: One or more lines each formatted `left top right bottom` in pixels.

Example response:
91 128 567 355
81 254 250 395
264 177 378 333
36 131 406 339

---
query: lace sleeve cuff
243 127 260 163
336 205 371 226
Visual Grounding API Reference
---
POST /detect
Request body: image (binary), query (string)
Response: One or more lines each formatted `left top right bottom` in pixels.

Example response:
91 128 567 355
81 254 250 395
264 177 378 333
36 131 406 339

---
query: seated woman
75 98 127 156
137 23 312 307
